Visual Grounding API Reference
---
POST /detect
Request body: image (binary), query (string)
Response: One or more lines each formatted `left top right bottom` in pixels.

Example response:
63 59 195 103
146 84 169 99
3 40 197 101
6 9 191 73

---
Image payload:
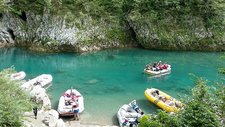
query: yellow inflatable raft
144 88 183 112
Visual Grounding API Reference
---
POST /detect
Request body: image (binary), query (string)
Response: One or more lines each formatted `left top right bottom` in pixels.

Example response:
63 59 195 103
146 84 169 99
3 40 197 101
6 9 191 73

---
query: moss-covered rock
127 12 225 51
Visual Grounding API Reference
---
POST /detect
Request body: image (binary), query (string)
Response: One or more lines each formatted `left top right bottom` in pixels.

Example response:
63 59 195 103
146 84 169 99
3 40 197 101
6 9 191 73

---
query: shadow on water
104 85 125 94
136 99 159 114
54 69 67 74
83 78 100 85
106 55 116 60
175 87 191 95
112 114 119 126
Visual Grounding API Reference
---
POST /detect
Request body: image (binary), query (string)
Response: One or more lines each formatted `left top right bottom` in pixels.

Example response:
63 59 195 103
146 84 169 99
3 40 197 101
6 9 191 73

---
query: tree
0 68 32 127
179 101 220 127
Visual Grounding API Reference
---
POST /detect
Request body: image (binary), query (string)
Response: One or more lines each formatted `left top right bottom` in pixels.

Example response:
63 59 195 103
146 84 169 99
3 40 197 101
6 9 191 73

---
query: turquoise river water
0 48 224 125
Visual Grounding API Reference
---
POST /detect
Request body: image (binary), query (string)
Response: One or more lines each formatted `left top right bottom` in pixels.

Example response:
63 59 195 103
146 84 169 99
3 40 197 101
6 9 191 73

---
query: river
0 48 224 125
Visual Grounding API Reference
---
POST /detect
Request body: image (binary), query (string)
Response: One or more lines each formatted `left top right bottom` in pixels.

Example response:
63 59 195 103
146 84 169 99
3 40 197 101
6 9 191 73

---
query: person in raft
72 101 80 120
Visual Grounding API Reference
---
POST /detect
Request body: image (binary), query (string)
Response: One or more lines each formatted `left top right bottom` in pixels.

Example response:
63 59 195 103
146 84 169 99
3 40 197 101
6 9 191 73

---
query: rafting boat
144 64 171 75
21 74 53 91
144 61 171 76
10 71 26 80
144 88 183 112
57 89 84 116
117 100 144 127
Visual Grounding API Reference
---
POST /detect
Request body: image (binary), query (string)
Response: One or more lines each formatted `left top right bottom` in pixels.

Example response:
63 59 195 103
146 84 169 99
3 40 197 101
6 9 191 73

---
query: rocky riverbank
18 74 118 127
23 111 118 127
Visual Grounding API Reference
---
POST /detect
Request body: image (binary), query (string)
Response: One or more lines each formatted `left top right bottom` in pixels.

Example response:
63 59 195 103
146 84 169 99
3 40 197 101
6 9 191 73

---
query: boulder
55 119 66 127
43 110 66 127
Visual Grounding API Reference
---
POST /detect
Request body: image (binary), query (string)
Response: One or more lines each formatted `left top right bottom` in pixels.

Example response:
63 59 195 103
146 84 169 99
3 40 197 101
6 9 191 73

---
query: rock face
126 14 225 51
0 11 224 52
0 28 15 48
0 12 133 52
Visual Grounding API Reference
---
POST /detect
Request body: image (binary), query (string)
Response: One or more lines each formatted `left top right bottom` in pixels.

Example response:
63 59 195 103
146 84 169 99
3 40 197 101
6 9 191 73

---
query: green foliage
139 111 180 127
106 28 128 42
0 0 4 13
128 0 225 50
214 84 225 121
0 68 33 127
218 68 225 74
157 111 180 127
139 115 163 127
179 101 220 127
9 0 51 14
192 78 210 102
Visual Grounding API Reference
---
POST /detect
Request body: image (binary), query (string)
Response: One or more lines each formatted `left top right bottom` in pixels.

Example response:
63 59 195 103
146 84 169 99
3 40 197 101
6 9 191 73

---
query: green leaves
192 78 210 102
180 101 220 127
0 68 32 127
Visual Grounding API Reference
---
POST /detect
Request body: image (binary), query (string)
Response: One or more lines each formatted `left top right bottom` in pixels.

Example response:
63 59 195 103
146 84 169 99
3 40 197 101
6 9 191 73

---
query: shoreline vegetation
0 0 225 52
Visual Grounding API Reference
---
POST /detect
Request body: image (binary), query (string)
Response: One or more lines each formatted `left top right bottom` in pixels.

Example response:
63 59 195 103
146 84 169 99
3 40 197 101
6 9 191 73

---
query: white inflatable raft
10 71 26 80
57 89 84 116
117 100 144 127
21 74 53 91
144 64 171 76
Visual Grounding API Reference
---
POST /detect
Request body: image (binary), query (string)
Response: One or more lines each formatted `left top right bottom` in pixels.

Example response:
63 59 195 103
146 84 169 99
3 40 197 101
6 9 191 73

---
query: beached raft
21 74 53 91
144 88 183 112
57 89 84 116
10 71 26 80
117 100 143 127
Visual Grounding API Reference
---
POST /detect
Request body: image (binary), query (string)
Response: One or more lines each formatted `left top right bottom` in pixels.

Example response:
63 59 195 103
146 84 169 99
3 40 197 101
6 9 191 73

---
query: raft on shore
57 89 84 116
21 74 52 91
10 71 26 80
117 100 144 127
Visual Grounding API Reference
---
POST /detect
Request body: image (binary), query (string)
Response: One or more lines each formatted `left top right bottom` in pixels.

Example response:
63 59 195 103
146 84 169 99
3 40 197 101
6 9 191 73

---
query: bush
0 68 32 127
179 101 220 127
138 111 180 127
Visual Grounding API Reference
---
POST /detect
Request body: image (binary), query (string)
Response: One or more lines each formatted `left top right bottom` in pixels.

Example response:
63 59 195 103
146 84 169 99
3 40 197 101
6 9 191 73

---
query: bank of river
0 48 224 125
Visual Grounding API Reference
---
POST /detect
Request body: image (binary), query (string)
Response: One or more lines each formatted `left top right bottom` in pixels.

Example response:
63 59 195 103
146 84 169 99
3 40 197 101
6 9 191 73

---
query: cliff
0 0 224 52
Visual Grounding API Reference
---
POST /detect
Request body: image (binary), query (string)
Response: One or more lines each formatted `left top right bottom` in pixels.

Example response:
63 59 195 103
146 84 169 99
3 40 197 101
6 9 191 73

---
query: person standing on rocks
33 107 38 119
72 101 79 120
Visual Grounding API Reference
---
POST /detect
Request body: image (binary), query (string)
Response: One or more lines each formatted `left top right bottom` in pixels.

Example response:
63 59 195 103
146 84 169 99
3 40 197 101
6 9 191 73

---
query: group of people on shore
145 61 169 71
